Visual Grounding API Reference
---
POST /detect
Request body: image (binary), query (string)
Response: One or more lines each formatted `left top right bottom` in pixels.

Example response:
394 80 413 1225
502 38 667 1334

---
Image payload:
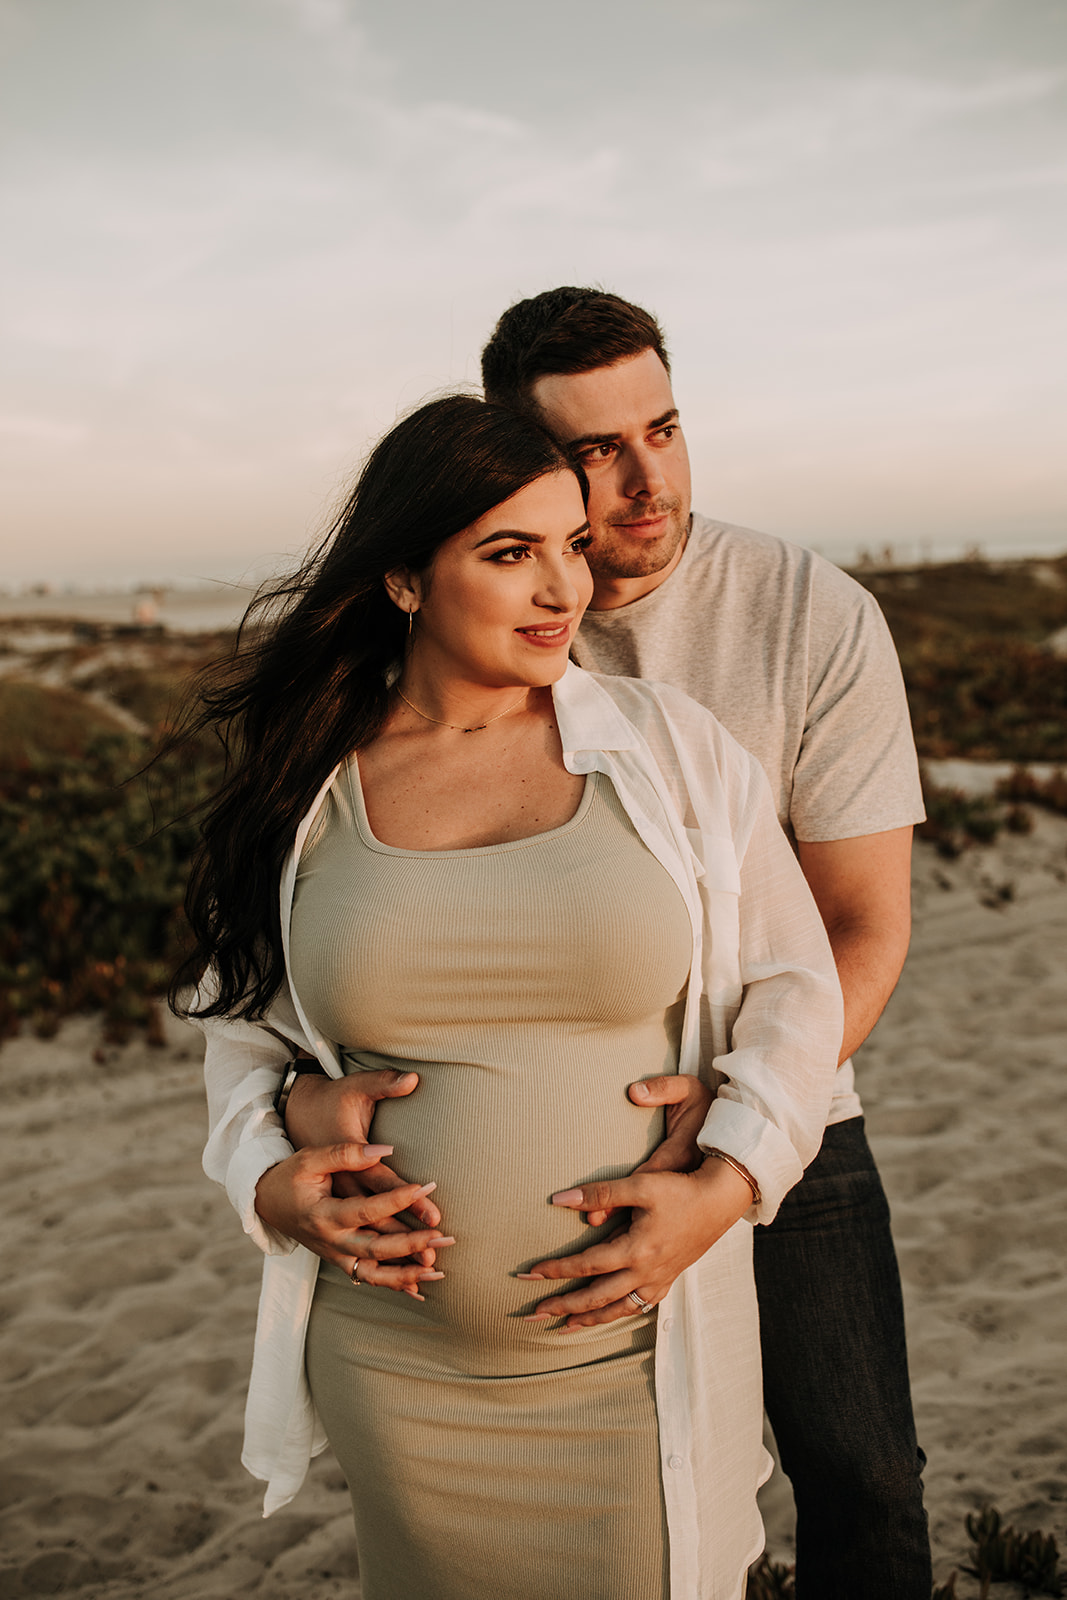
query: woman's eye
569 534 593 554
490 546 530 563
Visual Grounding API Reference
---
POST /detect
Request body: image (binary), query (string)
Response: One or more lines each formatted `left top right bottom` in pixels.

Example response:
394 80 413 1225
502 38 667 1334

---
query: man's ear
383 567 422 617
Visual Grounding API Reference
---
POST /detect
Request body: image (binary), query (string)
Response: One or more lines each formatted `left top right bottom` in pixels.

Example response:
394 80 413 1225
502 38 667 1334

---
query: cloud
1 0 1064 580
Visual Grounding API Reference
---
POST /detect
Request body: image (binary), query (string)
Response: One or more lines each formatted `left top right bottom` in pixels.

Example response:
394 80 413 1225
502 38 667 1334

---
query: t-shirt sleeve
790 580 925 843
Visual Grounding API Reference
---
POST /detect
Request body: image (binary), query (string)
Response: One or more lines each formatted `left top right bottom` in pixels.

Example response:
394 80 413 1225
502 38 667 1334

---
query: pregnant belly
334 1041 672 1375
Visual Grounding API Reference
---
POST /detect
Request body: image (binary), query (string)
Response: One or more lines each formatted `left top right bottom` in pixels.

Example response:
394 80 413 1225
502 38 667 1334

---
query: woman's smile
515 621 575 646
390 469 594 715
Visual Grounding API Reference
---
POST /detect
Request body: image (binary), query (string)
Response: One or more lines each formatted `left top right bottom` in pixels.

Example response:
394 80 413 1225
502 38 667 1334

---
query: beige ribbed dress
290 758 694 1600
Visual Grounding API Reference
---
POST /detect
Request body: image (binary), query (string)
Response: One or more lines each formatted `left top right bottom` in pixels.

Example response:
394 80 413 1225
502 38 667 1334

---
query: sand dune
2 819 1065 1598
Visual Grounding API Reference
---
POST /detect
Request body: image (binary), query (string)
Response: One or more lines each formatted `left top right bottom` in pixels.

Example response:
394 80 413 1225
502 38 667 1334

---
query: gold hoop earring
407 609 414 636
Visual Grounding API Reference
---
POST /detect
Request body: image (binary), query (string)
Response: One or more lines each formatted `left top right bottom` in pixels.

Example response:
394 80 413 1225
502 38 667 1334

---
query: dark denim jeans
752 1117 932 1599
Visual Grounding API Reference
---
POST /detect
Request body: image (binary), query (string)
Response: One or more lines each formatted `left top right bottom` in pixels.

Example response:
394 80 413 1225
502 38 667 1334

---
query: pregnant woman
181 396 842 1600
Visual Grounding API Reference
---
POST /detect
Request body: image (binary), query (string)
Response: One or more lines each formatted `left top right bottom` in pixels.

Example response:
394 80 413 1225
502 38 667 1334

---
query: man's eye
657 426 677 442
578 442 615 463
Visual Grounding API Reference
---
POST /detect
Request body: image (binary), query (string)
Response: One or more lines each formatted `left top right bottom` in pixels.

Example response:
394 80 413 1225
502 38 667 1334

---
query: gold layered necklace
395 685 530 734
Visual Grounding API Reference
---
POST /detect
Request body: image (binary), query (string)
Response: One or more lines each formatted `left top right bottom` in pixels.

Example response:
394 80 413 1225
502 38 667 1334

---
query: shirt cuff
224 1135 301 1256
696 1099 804 1224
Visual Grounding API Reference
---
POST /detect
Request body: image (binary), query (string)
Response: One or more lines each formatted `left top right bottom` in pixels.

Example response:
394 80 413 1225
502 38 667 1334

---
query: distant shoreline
0 584 255 634
3 545 1065 636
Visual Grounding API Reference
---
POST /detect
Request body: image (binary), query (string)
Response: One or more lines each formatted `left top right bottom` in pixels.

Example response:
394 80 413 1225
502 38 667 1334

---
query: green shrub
996 765 1067 815
852 558 1067 762
965 1506 1063 1595
917 773 1006 858
747 1554 795 1599
77 663 186 730
0 726 221 1040
0 677 128 764
904 637 1067 762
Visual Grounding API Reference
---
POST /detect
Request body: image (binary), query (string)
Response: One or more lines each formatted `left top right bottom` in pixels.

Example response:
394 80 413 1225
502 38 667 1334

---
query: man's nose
622 443 666 499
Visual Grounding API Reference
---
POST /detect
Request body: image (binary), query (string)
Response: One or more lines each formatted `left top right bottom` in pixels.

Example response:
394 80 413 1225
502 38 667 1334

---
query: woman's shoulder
562 663 756 771
557 665 774 849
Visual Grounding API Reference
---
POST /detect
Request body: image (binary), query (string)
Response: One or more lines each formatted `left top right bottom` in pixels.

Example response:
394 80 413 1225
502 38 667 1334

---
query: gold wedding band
350 1259 364 1286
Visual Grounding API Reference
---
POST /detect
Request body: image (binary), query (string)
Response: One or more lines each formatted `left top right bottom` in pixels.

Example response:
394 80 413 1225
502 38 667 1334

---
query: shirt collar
551 661 640 756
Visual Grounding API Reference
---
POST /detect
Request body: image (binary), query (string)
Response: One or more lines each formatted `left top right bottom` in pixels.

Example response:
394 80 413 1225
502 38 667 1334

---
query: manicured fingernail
515 1272 545 1280
418 1270 446 1281
551 1189 583 1206
522 1312 552 1321
415 1182 437 1196
364 1144 393 1157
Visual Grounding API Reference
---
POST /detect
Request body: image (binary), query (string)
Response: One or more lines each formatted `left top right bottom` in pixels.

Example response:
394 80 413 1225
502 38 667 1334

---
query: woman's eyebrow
472 522 589 549
472 529 543 548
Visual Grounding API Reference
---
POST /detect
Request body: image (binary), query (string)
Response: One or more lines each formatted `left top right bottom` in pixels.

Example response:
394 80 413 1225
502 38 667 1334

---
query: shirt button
668 1455 685 1471
661 1317 674 1332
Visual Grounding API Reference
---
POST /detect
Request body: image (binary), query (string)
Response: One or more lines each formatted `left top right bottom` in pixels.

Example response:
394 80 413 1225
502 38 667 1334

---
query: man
480 288 930 1599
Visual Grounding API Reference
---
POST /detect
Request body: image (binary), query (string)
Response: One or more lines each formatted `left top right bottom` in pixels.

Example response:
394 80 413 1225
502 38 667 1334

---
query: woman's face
403 470 594 690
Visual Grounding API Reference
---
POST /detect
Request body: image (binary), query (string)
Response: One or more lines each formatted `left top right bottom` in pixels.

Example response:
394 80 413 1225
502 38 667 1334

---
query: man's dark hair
481 287 670 410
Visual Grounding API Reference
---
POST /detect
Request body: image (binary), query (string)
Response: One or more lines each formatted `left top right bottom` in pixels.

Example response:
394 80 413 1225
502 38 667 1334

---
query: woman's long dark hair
172 394 579 1022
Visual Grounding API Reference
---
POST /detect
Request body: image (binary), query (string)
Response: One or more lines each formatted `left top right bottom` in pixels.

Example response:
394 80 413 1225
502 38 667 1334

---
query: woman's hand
254 1141 455 1298
519 1155 752 1328
582 1073 714 1227
285 1068 442 1243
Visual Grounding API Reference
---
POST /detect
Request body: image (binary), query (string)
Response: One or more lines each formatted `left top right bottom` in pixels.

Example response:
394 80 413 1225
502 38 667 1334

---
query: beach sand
2 820 1065 1598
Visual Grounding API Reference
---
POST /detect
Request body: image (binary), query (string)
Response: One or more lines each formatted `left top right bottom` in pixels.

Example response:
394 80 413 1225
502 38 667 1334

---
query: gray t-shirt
573 515 925 1124
573 514 924 844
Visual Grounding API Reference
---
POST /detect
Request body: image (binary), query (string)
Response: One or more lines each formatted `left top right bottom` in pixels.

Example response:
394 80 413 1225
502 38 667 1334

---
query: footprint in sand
50 1238 177 1308
65 1382 145 1427
871 1104 956 1138
8 1550 120 1596
93 1295 202 1353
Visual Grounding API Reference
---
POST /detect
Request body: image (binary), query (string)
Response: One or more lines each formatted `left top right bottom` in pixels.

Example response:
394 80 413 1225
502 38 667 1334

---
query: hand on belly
362 1063 665 1356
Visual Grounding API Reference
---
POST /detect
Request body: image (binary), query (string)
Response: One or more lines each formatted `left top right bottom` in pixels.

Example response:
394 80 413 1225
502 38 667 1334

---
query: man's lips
608 505 680 534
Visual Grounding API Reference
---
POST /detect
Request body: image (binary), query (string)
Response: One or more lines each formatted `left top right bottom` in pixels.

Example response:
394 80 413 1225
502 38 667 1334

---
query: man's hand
583 1073 713 1226
254 1140 455 1297
285 1068 441 1238
518 1154 752 1329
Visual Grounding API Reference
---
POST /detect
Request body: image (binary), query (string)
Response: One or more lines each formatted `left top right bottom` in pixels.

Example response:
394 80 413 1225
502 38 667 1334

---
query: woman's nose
534 557 581 611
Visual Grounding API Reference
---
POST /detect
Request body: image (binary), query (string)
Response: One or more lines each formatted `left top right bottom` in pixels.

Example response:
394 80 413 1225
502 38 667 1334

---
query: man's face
529 348 692 604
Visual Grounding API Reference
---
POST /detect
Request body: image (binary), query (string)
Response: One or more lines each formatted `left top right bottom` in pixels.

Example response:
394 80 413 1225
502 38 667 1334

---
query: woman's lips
515 622 573 646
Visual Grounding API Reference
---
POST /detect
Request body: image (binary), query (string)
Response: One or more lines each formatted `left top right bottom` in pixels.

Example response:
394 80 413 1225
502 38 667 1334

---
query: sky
2 0 1065 586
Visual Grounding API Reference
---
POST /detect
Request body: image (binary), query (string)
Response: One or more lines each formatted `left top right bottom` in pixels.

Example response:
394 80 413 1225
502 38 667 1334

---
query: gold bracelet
705 1148 762 1206
273 1058 326 1121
